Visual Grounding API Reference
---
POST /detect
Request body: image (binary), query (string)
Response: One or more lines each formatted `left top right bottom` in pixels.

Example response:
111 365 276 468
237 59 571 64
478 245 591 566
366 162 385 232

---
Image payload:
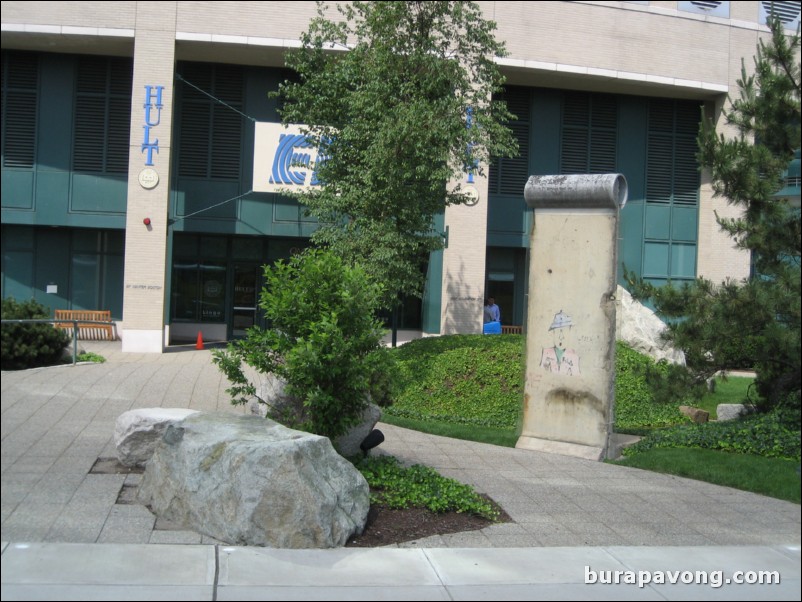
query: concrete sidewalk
2 542 800 600
1 341 800 599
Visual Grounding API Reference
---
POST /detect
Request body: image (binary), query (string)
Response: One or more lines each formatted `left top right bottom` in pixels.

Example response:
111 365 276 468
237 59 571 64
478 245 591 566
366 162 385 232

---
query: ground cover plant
346 453 507 546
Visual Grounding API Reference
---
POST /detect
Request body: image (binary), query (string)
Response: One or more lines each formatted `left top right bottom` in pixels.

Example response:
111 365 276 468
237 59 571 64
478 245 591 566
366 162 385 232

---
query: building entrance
232 264 259 338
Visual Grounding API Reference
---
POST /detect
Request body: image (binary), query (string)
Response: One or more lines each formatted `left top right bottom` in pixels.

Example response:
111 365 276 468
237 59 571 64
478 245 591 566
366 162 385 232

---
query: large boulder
250 372 382 456
114 408 200 467
137 412 369 548
616 285 685 365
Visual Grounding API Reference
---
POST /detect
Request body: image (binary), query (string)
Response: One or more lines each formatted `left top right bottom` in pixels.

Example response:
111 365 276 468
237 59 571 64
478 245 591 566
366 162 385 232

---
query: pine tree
630 17 800 410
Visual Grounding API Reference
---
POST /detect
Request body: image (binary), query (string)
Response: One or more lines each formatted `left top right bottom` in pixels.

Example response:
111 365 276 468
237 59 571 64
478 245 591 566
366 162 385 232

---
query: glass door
232 264 259 338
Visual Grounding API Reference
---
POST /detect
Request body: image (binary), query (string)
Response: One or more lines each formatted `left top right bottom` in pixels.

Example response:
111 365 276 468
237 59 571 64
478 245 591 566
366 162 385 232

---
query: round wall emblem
463 185 480 206
138 168 159 189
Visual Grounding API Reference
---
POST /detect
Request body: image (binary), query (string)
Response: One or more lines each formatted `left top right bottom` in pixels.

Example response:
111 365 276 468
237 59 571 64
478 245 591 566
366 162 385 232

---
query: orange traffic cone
196 331 204 350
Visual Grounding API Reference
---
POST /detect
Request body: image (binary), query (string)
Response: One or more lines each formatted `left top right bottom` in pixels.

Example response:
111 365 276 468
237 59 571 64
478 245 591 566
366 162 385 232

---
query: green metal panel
33 229 71 314
104 251 124 318
237 193 272 235
671 205 698 242
71 253 100 310
643 242 670 277
616 97 648 283
2 251 34 300
421 213 444 334
37 55 74 173
1 171 34 209
487 89 561 248
3 53 130 228
530 90 562 175
273 196 317 224
645 204 671 240
421 249 443 334
33 171 70 220
173 179 240 219
619 199 645 277
70 174 127 213
670 242 697 278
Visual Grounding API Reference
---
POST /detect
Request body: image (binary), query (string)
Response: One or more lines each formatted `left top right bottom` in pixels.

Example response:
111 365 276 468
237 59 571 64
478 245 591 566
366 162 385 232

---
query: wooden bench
54 309 116 341
501 325 523 335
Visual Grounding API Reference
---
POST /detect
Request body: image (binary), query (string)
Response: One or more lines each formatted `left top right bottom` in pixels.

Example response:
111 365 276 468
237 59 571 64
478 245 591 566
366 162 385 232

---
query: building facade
2 1 800 352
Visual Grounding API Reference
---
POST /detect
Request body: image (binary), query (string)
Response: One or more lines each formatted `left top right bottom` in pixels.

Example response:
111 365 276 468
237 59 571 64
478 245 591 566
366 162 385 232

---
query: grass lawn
612 447 801 504
696 375 755 419
380 413 518 448
383 335 799 503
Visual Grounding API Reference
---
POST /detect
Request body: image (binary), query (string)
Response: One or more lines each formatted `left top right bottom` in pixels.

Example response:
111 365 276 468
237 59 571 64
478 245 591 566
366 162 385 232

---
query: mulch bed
346 498 511 547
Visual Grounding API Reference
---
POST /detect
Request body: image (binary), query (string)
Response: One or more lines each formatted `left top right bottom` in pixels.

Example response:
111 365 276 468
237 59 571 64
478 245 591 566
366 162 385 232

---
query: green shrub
614 342 689 431
213 249 392 440
76 352 106 364
384 334 524 428
1 298 70 370
354 454 498 520
622 409 801 460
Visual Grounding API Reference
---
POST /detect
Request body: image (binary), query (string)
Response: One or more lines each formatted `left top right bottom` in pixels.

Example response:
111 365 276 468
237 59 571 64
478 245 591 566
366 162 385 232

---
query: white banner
253 122 323 193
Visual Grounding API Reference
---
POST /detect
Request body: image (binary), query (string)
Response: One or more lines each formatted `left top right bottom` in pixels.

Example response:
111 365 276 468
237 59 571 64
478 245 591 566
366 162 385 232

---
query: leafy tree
277 1 517 308
213 249 394 440
628 17 800 411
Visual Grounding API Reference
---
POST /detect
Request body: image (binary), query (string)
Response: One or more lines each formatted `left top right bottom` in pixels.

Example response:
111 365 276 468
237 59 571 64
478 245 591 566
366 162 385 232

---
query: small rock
679 405 709 424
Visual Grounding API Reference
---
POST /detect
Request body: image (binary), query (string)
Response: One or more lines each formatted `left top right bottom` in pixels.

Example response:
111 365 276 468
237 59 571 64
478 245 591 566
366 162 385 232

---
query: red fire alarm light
143 217 151 226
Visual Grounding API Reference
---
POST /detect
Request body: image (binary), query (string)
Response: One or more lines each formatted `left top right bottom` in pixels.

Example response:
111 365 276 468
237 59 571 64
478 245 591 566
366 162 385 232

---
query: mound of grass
614 342 689 432
385 335 524 428
385 336 694 435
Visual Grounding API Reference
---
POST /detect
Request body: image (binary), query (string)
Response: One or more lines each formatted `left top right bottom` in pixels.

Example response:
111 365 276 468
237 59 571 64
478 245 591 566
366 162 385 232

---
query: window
171 235 228 323
489 86 530 196
678 1 730 18
73 56 132 174
560 92 618 175
642 99 701 284
1 51 38 169
177 63 244 180
759 1 801 30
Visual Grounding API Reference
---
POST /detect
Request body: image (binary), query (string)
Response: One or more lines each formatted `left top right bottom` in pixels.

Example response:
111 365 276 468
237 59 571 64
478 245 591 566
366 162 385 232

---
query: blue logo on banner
269 134 323 187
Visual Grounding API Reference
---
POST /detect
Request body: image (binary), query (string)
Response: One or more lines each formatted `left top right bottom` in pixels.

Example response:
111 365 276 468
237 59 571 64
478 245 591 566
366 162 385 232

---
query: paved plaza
1 341 800 599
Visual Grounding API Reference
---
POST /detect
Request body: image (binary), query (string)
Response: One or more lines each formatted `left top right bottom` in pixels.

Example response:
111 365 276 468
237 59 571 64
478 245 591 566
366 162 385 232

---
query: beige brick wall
0 0 136 27
175 1 324 39
121 2 177 343
441 175 490 334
